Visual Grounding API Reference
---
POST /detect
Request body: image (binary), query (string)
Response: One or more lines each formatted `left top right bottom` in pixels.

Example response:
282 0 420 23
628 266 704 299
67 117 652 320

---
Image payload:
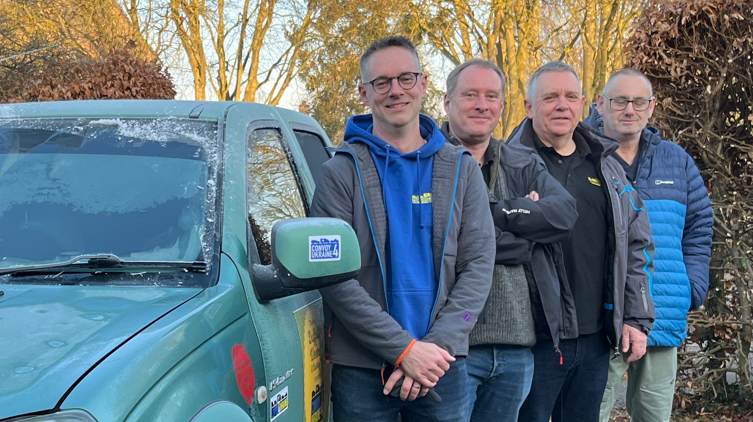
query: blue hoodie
343 114 446 339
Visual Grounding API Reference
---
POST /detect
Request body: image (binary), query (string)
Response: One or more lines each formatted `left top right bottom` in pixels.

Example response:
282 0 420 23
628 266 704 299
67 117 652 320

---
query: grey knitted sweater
467 139 536 347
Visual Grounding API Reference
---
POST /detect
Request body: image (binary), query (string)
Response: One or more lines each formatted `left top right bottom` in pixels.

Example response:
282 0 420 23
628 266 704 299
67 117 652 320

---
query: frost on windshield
0 118 220 271
0 154 204 214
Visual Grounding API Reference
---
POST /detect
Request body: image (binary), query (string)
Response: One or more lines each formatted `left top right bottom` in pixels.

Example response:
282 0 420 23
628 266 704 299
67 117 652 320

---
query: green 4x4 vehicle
0 100 360 422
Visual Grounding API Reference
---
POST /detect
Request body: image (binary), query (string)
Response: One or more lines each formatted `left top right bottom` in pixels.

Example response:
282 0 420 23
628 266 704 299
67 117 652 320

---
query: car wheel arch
189 400 255 422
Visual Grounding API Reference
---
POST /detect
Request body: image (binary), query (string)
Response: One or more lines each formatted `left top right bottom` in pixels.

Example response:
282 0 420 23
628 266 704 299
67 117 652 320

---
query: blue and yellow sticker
270 386 289 421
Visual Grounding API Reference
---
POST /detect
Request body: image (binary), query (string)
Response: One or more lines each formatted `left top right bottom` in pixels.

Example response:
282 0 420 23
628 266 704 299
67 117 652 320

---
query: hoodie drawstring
416 150 426 228
382 145 391 217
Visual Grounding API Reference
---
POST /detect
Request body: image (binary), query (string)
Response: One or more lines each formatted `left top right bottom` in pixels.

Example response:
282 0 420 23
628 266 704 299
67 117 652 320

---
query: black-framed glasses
604 95 654 111
365 72 421 94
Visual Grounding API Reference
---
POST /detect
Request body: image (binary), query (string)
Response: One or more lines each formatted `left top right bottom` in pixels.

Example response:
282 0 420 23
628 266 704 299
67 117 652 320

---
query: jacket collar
440 121 501 193
508 117 620 160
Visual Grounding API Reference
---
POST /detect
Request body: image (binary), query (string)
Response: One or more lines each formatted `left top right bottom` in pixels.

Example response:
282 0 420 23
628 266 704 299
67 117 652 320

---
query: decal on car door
295 300 325 422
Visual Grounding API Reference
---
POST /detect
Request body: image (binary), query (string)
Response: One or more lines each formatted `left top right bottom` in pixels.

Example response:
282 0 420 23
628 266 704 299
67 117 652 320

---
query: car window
292 129 330 185
247 128 306 265
0 118 219 282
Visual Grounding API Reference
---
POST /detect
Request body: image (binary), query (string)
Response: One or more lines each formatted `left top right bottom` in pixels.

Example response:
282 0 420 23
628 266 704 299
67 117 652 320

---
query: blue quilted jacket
585 106 714 347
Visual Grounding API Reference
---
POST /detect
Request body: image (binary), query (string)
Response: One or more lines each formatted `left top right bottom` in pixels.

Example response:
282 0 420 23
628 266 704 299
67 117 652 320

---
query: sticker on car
270 386 289 421
295 301 325 422
309 236 341 262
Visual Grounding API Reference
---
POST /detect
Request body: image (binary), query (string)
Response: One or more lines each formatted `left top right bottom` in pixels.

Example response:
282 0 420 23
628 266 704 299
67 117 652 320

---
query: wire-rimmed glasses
603 95 654 111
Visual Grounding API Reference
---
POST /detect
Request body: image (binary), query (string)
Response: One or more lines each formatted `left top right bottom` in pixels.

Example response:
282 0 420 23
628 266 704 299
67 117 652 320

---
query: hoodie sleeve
422 154 495 354
312 156 415 365
491 157 578 244
682 153 714 310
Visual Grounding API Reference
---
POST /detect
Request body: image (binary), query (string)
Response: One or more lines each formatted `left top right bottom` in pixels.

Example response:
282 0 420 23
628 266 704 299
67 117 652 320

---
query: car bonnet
0 283 201 419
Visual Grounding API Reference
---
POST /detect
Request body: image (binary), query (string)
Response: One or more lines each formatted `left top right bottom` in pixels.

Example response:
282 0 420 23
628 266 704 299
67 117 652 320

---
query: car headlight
4 410 98 422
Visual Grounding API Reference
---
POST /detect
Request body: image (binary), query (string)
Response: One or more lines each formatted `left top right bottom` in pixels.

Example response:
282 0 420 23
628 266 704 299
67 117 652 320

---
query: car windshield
0 117 219 284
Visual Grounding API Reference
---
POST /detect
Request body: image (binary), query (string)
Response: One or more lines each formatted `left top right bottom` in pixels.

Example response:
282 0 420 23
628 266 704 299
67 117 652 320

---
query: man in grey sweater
441 59 578 422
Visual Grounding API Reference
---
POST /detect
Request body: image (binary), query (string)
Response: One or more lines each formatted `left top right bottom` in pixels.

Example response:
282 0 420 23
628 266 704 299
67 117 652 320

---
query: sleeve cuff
625 320 651 336
395 339 417 368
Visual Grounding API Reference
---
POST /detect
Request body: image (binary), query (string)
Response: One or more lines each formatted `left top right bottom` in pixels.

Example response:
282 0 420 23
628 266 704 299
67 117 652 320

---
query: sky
167 43 458 120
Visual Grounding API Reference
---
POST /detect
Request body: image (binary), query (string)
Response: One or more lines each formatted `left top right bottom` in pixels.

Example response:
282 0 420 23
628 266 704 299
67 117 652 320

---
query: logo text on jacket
654 180 675 185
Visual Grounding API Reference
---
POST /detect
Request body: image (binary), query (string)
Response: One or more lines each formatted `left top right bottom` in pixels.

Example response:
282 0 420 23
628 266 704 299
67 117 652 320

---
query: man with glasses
311 36 494 422
507 61 656 422
585 69 714 422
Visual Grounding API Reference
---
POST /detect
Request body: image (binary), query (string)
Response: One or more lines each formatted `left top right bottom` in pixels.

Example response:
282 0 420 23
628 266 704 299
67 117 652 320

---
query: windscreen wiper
0 254 207 276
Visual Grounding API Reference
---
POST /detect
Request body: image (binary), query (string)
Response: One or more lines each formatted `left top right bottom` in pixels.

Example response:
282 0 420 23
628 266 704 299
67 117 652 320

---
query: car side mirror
251 217 360 302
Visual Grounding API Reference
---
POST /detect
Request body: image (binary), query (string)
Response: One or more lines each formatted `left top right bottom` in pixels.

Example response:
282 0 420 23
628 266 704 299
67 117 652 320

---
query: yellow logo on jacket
588 177 601 186
412 193 432 204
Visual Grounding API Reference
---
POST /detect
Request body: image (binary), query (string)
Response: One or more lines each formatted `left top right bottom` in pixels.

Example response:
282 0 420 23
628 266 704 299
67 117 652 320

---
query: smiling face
443 65 504 147
597 74 655 143
525 71 585 145
358 46 427 138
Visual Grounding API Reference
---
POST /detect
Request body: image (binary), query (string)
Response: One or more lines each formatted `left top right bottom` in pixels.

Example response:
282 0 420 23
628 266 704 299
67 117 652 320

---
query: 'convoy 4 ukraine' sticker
309 235 341 262
270 386 289 421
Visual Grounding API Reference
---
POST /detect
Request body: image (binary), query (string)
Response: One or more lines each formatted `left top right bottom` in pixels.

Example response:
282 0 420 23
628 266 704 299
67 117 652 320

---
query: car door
245 120 329 422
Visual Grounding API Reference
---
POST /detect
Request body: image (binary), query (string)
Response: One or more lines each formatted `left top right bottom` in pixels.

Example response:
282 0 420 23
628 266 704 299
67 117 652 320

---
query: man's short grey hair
527 61 581 102
360 36 421 82
603 68 654 97
446 59 506 99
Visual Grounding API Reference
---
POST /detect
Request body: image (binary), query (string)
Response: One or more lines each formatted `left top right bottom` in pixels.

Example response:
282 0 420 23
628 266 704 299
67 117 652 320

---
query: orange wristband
395 339 417 368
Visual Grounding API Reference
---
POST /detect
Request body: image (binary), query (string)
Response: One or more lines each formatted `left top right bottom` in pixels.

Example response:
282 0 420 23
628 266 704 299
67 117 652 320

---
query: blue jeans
518 332 610 422
466 344 534 422
331 359 468 422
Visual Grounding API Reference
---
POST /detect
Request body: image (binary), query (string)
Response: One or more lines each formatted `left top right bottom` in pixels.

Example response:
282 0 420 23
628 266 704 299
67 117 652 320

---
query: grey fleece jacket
507 119 656 351
311 141 495 370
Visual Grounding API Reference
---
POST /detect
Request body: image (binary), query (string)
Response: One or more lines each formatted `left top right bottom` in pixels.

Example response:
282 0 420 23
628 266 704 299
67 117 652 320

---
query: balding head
596 68 655 143
603 68 653 98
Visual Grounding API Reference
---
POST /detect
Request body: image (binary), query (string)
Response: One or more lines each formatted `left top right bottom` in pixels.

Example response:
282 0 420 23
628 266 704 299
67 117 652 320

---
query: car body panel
62 254 254 421
0 284 201 419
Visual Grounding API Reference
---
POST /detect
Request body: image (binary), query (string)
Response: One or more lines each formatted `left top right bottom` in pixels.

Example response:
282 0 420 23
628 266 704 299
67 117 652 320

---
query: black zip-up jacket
441 122 579 347
507 119 656 351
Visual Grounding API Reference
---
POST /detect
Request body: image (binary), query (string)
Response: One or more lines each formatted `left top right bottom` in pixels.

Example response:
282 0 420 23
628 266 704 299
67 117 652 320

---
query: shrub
626 0 753 413
1 45 175 103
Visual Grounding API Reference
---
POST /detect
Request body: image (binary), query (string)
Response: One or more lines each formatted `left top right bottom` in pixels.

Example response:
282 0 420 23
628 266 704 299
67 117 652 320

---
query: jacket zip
597 160 618 346
641 286 649 312
612 176 624 228
339 150 389 312
428 152 465 326
342 149 392 374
